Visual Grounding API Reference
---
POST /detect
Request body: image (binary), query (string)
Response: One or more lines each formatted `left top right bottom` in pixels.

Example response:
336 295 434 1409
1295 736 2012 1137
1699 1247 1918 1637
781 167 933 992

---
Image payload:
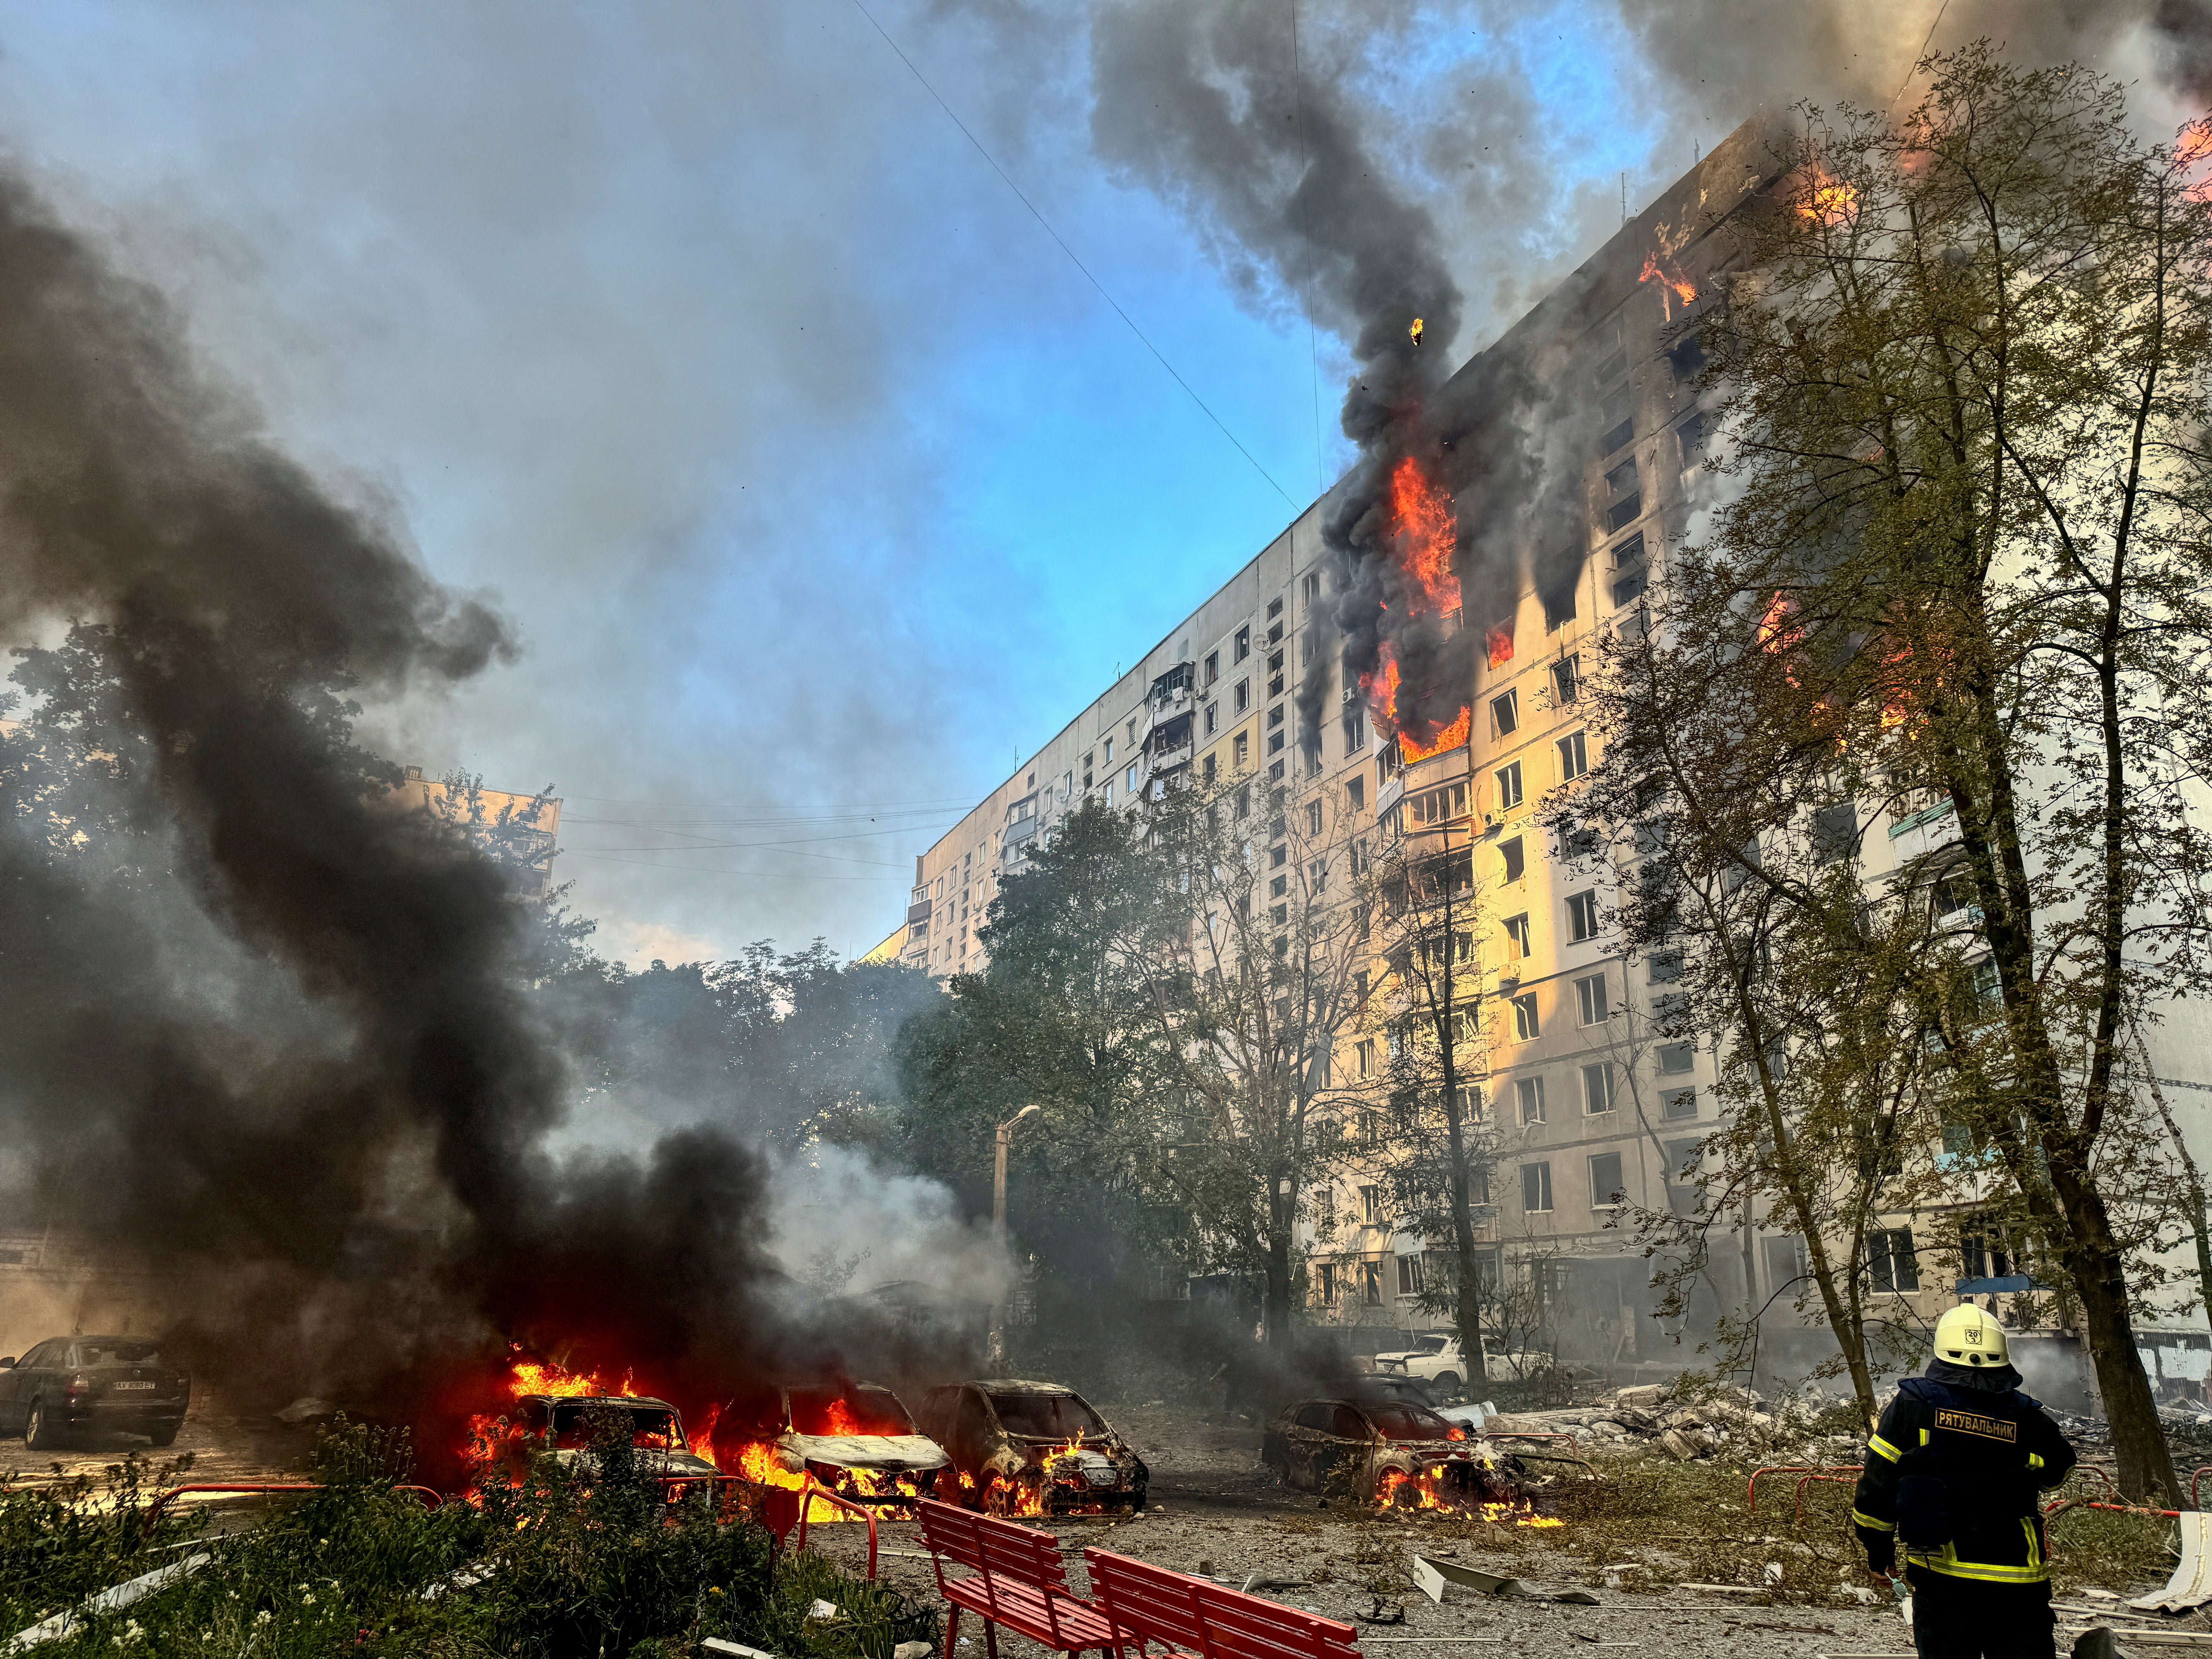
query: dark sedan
0 1336 190 1449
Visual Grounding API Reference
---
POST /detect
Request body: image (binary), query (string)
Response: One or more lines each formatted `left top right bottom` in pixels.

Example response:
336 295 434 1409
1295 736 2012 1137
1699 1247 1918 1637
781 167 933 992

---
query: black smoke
0 169 828 1466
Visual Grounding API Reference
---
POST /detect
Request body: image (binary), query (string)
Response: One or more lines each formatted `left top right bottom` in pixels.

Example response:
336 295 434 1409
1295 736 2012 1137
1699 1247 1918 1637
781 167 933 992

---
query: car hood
551 1447 723 1479
781 1432 949 1472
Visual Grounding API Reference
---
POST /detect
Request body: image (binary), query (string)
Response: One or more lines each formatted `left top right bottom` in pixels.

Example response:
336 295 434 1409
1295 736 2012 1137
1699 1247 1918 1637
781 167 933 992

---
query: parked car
0 1336 189 1449
914 1379 1147 1515
512 1394 721 1480
740 1381 951 1505
1369 1333 1549 1392
1261 1395 1506 1504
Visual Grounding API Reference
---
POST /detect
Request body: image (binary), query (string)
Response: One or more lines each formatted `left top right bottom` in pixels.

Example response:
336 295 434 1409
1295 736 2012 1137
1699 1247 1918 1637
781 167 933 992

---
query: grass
0 1417 929 1659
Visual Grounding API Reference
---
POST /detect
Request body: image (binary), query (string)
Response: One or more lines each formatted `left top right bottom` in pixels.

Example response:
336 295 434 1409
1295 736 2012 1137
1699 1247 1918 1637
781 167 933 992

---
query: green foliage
0 1419 920 1659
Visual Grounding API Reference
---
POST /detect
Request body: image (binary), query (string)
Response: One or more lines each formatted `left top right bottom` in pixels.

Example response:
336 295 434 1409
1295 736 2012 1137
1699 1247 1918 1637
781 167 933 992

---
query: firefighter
1852 1306 2076 1659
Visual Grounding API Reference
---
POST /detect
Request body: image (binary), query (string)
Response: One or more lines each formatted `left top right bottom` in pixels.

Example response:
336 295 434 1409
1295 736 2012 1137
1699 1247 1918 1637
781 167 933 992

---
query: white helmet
1935 1304 2010 1367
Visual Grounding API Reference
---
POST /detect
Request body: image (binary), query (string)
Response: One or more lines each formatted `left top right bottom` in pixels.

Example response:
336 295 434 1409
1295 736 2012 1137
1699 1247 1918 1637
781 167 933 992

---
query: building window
1396 1252 1425 1297
1552 655 1580 705
1516 1075 1546 1123
1270 874 1288 898
1500 837 1526 883
1575 972 1609 1025
1360 1260 1383 1304
1235 626 1251 661
1302 571 1321 609
1581 1061 1615 1114
1235 678 1250 714
1543 586 1577 632
1521 1162 1554 1213
1103 781 1114 805
1657 1042 1694 1075
1869 1228 1921 1293
1589 1152 1625 1209
1558 730 1589 780
1269 728 1285 756
1314 1261 1338 1302
1343 709 1366 753
1503 913 1531 959
1496 761 1523 811
1356 1039 1375 1076
1203 754 1217 783
1491 690 1519 737
1204 702 1219 736
1567 890 1601 943
1649 949 1683 983
1104 736 1114 764
1360 1185 1383 1224
1661 1087 1698 1119
1267 597 1283 620
1511 992 1540 1042
1204 651 1219 685
1234 732 1249 768
1347 777 1366 812
1268 651 1286 697
1127 764 1139 793
1306 799 1324 835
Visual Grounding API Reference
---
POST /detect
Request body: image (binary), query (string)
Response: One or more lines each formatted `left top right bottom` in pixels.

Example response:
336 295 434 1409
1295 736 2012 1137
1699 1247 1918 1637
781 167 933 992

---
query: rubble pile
1482 1384 1864 1465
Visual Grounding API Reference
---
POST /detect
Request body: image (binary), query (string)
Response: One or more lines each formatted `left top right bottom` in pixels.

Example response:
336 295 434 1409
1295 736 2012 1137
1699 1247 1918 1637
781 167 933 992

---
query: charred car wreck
745 1381 950 1505
514 1394 722 1481
917 1379 1147 1515
1263 1395 1525 1510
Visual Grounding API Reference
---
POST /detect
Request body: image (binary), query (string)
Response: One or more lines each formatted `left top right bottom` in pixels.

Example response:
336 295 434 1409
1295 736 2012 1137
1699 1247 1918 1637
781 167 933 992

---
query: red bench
914 1498 1118 1659
1083 1547 1360 1659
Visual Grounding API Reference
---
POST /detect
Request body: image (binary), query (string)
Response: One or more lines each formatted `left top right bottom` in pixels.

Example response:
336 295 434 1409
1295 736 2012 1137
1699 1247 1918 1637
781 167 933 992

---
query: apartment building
890 111 2212 1380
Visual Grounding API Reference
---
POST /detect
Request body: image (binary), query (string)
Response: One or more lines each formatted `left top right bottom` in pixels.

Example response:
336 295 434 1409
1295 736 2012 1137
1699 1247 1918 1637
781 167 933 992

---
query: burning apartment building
891 108 2212 1396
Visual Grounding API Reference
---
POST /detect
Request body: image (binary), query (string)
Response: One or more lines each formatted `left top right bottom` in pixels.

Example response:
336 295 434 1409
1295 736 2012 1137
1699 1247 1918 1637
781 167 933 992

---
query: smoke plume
0 168 965 1466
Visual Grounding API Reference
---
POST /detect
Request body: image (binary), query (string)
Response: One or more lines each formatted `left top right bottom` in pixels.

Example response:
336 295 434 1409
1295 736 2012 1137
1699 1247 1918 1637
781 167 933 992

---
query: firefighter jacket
1851 1370 2076 1584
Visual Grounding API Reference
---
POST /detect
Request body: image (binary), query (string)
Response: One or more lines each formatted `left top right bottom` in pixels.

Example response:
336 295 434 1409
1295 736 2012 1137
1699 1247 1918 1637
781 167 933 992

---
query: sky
0 0 2186 967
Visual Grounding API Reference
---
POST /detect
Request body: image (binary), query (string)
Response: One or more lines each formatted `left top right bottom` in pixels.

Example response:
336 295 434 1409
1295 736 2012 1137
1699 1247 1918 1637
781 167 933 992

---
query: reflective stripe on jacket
1850 1374 2075 1584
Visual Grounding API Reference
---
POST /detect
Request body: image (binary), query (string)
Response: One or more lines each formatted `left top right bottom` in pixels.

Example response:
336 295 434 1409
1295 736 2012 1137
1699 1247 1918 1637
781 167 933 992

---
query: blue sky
0 1 1759 962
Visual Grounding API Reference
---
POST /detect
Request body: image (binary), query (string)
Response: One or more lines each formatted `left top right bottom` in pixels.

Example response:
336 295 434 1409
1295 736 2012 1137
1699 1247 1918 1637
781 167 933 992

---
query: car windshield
548 1402 680 1451
788 1386 916 1437
77 1341 161 1367
1365 1403 1461 1441
988 1392 1108 1441
1410 1336 1447 1353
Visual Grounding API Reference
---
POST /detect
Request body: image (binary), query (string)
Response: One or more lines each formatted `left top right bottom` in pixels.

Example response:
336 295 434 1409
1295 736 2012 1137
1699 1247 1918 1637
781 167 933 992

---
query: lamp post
988 1105 1042 1367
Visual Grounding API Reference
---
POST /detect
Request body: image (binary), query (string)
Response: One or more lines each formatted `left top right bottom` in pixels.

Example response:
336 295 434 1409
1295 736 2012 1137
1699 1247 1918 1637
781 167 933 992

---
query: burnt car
746 1381 950 1505
0 1336 190 1449
915 1379 1147 1515
513 1394 721 1480
1262 1394 1512 1507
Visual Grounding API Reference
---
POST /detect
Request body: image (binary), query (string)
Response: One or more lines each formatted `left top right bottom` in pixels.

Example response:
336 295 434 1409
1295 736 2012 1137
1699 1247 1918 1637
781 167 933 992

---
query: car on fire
0 1336 190 1449
914 1379 1147 1515
743 1381 950 1505
1262 1394 1514 1506
514 1394 722 1480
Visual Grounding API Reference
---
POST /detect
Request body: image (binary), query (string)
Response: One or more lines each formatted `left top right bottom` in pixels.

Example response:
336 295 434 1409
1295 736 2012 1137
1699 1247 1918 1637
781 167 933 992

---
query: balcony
906 897 933 925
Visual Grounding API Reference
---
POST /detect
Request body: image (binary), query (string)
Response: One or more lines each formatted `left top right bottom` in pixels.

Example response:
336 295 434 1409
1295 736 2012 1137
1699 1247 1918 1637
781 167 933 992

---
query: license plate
112 1381 156 1390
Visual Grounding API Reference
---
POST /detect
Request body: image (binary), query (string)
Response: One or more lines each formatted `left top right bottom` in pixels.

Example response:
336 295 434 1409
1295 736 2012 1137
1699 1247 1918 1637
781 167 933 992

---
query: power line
1891 0 1952 108
848 0 1298 510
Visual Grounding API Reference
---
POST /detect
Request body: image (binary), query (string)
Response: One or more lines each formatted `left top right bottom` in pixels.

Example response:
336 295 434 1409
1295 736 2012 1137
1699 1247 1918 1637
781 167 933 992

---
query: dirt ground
7 1393 2190 1657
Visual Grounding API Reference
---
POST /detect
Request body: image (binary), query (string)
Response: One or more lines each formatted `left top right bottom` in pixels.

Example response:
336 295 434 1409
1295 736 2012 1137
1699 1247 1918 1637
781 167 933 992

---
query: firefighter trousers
1906 1567 2055 1659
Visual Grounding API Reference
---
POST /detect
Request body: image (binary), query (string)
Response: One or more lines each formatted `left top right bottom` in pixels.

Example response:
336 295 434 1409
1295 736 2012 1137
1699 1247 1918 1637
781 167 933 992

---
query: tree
1370 777 1498 1389
1580 50 2211 1496
1139 772 1386 1346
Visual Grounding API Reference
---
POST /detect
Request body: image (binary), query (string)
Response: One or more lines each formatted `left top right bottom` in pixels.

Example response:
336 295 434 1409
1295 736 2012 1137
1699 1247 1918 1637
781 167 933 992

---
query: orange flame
1796 165 1860 227
1360 460 1473 760
1638 251 1697 322
1375 1464 1564 1523
1401 708 1471 764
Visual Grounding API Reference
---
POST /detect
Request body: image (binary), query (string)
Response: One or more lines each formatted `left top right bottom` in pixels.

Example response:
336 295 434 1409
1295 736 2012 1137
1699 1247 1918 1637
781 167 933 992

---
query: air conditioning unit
1484 812 1499 830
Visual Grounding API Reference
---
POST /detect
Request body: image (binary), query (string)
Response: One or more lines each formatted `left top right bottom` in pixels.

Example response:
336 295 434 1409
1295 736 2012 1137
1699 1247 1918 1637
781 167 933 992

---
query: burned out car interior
741 1380 951 1505
915 1378 1147 1515
514 1394 720 1479
1263 1394 1518 1508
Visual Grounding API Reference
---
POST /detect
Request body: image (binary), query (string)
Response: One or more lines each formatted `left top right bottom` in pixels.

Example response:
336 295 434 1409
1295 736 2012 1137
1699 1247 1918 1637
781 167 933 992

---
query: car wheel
1434 1372 1461 1395
149 1423 180 1448
24 1398 56 1450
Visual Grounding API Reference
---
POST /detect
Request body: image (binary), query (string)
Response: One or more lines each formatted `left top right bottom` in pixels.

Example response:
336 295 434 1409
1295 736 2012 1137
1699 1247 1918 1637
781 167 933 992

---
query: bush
2 1416 926 1659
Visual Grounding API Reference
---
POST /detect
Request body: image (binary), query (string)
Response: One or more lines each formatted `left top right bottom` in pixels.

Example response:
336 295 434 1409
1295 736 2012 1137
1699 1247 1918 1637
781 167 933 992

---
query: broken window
1496 761 1523 811
1543 584 1578 632
1604 493 1643 534
1588 1151 1625 1207
1205 702 1219 736
1552 655 1580 704
1516 1076 1546 1123
1233 732 1249 768
1499 837 1525 883
1575 972 1609 1025
1662 1087 1698 1120
1503 913 1531 958
1204 651 1219 685
1360 1185 1383 1224
1869 1228 1920 1293
1521 1162 1554 1212
1581 1061 1615 1113
1604 456 1639 499
1347 777 1366 812
1511 991 1540 1041
1567 890 1600 942
1491 689 1519 737
1557 730 1589 781
1396 1253 1425 1297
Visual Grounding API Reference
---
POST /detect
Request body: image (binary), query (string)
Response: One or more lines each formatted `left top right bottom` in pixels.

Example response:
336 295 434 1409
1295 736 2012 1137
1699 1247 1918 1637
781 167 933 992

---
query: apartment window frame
1581 1060 1616 1115
1558 730 1590 780
1235 626 1251 662
1869 1228 1922 1294
1566 889 1600 943
1574 972 1609 1026
1552 655 1580 705
1511 991 1540 1042
1496 760 1524 811
1521 1162 1554 1214
1661 1087 1698 1120
1490 689 1519 738
1657 1042 1695 1076
1503 912 1531 959
1588 1151 1625 1209
1515 1075 1546 1124
1499 836 1526 883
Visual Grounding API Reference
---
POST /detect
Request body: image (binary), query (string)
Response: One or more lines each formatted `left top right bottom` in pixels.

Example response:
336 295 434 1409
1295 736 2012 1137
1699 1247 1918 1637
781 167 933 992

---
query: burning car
914 1380 1147 1516
1262 1394 1526 1511
734 1381 949 1506
513 1393 721 1480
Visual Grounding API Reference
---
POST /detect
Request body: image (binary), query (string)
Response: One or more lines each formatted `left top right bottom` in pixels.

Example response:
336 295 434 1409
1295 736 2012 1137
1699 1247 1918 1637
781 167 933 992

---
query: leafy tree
1577 49 2212 1496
